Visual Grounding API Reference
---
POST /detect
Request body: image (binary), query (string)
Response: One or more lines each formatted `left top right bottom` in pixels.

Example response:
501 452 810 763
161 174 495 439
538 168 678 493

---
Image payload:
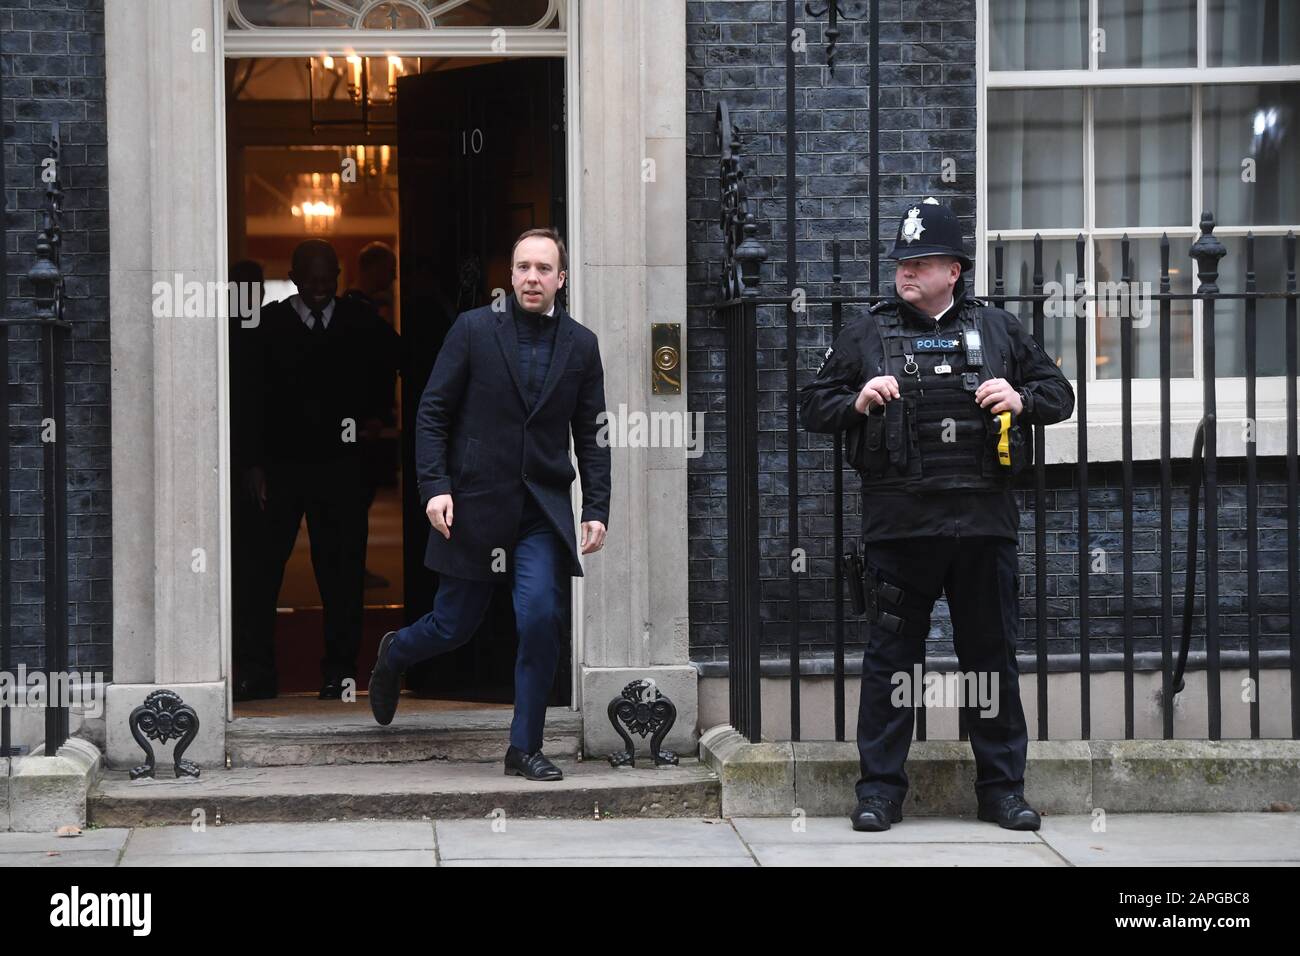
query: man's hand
854 375 900 414
580 520 606 555
426 494 454 539
975 377 1023 416
243 465 267 510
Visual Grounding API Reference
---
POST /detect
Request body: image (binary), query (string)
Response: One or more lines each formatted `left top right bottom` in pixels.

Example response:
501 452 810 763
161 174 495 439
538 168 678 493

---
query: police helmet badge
901 207 926 244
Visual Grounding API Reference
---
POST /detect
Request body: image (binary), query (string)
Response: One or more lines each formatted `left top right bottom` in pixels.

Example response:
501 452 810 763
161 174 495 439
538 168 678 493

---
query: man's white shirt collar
290 294 335 330
932 296 956 322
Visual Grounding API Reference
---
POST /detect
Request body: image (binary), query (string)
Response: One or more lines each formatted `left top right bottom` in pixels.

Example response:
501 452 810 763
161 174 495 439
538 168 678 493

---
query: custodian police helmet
887 197 974 272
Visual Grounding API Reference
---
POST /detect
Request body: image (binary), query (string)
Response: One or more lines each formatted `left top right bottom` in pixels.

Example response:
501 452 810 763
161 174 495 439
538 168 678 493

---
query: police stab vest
848 300 1024 492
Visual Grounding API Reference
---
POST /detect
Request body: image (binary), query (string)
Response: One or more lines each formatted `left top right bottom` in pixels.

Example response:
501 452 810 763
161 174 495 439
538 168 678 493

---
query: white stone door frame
105 0 692 770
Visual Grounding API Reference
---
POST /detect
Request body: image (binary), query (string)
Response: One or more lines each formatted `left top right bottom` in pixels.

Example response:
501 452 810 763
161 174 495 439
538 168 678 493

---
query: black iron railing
710 0 1299 745
713 221 1299 743
0 123 72 758
714 80 1299 744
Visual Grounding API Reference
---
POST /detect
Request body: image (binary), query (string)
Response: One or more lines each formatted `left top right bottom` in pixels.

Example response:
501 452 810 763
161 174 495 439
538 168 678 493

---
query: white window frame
976 0 1300 462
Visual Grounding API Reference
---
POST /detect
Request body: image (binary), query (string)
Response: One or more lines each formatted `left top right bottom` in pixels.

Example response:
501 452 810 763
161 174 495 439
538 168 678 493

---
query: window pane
1098 0 1196 68
989 0 1087 70
1094 238 1195 379
1094 87 1193 228
988 90 1086 230
1203 83 1300 227
1209 0 1300 65
986 238 1082 380
1211 235 1293 378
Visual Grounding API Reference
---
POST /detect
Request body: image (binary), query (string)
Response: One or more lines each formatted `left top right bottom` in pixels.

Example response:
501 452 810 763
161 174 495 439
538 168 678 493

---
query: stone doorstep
224 706 583 767
4 738 104 833
699 726 1300 817
87 757 722 827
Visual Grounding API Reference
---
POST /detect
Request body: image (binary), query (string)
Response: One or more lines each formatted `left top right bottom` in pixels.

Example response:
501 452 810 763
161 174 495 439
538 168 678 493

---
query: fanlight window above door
226 0 561 31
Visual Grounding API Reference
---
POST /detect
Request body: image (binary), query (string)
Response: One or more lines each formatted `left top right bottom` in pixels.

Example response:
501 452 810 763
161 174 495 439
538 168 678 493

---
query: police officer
798 199 1075 832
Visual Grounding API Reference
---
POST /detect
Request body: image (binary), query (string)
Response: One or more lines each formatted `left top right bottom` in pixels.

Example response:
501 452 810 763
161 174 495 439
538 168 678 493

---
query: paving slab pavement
1 813 1295 866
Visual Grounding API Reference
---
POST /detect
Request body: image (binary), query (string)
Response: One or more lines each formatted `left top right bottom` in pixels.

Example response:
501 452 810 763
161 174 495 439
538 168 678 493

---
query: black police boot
978 793 1041 831
850 795 903 832
368 630 403 726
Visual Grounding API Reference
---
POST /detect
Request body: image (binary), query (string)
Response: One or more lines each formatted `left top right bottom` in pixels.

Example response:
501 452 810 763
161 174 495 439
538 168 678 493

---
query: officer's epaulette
965 297 990 308
868 300 896 313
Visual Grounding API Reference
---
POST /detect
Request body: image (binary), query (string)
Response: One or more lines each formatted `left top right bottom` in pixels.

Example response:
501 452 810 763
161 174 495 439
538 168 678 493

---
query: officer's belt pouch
842 546 866 615
1008 420 1031 478
843 417 863 472
884 399 907 470
864 563 930 639
850 408 887 477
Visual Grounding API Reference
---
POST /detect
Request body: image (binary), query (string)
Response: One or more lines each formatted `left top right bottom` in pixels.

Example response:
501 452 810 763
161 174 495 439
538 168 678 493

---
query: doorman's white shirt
289 293 335 330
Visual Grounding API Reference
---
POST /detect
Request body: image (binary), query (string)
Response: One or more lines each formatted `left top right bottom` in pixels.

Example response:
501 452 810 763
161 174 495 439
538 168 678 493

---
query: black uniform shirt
798 283 1076 544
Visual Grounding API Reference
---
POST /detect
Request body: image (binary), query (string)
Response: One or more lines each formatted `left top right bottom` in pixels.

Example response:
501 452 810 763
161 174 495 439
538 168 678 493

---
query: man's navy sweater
513 302 560 410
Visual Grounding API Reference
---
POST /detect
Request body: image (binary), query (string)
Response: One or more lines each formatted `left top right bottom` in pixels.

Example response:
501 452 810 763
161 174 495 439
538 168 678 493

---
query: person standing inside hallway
799 199 1075 832
345 240 399 325
367 227 611 781
344 241 402 590
237 239 400 702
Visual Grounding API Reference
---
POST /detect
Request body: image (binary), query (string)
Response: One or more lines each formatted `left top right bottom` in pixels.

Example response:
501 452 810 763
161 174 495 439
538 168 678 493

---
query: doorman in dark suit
236 239 400 701
368 227 611 781
344 241 401 590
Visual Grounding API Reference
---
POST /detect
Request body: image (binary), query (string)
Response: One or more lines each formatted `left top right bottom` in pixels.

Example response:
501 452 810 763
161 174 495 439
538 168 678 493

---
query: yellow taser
996 411 1012 467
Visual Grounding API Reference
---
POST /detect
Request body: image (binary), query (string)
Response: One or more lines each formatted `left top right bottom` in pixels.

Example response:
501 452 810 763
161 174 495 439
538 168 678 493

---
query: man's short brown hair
511 227 568 273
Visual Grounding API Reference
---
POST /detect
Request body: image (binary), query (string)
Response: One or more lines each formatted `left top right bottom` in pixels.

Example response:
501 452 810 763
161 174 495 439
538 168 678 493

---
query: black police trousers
856 535 1029 807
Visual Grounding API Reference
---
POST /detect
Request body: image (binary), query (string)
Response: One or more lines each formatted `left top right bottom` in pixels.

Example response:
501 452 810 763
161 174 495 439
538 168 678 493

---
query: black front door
396 58 568 702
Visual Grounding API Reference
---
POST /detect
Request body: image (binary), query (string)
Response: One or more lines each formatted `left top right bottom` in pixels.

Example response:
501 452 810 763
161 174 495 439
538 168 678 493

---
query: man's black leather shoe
319 678 347 700
233 676 277 702
504 746 564 781
850 795 903 832
978 793 1041 831
369 631 402 726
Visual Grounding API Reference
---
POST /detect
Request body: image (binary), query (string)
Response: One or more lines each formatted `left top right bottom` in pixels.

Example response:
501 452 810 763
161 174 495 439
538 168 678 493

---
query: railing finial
716 100 767 299
1190 210 1226 295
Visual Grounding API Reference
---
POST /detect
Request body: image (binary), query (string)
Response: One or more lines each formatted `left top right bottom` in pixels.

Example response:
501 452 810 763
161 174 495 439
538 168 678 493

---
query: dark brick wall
684 1 1295 665
687 0 979 657
1011 460 1295 653
1 0 111 675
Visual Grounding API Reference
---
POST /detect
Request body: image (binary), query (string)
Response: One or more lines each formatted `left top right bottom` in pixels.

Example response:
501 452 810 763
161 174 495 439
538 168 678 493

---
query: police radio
962 327 984 392
963 328 984 367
